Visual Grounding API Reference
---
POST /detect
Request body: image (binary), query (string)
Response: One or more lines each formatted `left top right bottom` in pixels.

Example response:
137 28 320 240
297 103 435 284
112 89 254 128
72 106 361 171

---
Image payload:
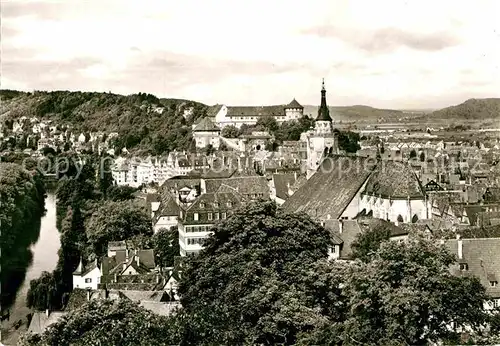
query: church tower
315 79 333 134
305 79 338 179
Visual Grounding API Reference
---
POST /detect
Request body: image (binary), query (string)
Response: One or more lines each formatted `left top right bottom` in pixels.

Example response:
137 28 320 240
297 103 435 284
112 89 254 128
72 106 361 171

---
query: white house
78 133 86 143
153 194 180 233
72 258 101 290
192 117 221 149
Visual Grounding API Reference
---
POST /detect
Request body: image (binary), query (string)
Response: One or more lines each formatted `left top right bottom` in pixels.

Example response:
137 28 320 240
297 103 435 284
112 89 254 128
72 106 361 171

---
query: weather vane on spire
321 78 325 90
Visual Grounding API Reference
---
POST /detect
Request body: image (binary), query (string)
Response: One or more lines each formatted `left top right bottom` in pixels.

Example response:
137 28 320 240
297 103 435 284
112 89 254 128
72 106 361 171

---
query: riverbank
1 194 60 345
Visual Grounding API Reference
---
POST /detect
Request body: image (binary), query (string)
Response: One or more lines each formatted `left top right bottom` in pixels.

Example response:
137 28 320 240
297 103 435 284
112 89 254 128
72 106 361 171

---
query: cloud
301 26 461 53
1 1 63 21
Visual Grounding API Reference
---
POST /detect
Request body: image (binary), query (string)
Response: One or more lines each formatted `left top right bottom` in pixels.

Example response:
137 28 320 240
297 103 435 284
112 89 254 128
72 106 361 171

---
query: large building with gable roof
209 98 304 129
282 156 430 225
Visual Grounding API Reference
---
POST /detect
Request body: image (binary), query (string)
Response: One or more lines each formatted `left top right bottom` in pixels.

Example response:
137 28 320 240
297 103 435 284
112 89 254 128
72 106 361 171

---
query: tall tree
19 299 175 346
221 125 241 138
97 154 113 197
178 202 333 345
153 227 180 267
342 237 488 345
85 200 152 256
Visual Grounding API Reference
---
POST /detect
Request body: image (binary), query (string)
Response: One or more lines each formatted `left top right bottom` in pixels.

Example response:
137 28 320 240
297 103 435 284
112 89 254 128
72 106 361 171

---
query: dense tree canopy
0 162 45 311
85 200 153 256
19 299 175 346
220 125 241 138
178 202 332 344
153 227 180 267
350 225 391 262
335 130 361 153
22 198 496 345
342 238 488 345
106 185 137 201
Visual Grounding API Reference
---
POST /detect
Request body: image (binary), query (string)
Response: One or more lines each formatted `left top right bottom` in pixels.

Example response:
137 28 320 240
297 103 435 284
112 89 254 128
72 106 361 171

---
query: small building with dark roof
445 237 500 308
192 117 221 150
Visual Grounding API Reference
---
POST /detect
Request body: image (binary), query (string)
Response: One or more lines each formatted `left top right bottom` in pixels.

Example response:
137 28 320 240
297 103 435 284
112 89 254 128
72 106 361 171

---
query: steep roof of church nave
282 157 426 219
281 155 376 219
362 160 426 199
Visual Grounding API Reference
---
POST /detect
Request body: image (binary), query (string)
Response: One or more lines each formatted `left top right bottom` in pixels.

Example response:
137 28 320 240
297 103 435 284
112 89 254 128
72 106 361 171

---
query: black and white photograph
1 0 499 345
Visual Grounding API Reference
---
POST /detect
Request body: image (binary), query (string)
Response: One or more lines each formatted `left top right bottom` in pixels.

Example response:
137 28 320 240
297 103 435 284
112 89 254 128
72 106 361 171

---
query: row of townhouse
151 168 271 256
111 153 211 187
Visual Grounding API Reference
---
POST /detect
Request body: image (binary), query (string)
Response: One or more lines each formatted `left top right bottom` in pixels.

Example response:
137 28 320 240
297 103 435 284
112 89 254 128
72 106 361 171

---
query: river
1 193 60 345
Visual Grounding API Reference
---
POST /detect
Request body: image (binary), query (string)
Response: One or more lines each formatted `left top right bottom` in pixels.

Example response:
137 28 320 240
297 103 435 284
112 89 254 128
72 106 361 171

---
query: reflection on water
1 193 60 319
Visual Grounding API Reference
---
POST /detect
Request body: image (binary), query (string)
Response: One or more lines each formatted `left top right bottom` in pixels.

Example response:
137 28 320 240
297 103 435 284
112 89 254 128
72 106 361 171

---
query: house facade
72 259 101 290
192 117 221 149
178 190 243 256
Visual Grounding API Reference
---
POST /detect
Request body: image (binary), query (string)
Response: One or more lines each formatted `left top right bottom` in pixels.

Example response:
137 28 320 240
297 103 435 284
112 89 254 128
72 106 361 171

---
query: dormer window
459 263 468 271
491 281 498 287
227 202 232 208
214 202 219 208
200 202 205 208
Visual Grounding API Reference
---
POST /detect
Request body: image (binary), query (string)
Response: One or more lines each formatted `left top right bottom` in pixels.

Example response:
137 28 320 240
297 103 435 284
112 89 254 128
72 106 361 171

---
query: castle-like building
209 99 304 129
303 79 339 179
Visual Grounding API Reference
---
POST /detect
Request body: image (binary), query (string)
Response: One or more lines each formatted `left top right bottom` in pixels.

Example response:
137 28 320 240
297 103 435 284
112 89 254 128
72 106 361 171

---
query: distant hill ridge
0 90 209 154
429 98 500 120
303 104 406 122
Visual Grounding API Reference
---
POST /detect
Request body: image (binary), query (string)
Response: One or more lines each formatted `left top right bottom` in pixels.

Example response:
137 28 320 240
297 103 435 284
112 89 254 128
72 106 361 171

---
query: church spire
317 78 332 122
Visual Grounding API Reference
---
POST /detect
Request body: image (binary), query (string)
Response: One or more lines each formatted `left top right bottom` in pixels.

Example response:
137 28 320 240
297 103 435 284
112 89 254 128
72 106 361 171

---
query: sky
1 0 500 109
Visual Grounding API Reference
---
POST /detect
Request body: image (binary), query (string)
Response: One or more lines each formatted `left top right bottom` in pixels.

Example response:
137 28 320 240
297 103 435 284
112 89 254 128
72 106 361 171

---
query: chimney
136 254 140 266
86 289 91 301
338 219 343 234
457 235 463 260
294 172 297 181
156 275 160 284
45 309 50 317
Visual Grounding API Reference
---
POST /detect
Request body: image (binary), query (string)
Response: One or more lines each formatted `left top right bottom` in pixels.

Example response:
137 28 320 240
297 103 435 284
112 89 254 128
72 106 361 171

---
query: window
222 212 227 219
215 212 220 220
85 278 92 283
208 213 213 220
227 201 232 208
214 202 219 208
200 202 205 208
194 213 199 221
491 281 498 287
492 299 500 308
459 263 468 271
